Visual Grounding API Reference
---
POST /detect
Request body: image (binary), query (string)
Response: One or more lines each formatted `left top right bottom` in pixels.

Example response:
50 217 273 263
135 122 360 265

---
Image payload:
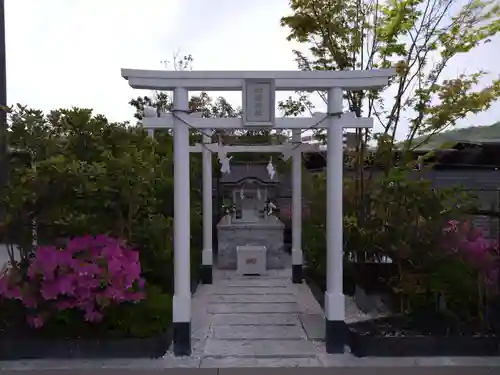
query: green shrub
0 285 171 338
302 166 484 323
1 105 203 294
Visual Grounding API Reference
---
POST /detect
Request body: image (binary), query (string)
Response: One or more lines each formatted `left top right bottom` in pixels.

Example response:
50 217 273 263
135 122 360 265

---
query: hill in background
409 121 500 149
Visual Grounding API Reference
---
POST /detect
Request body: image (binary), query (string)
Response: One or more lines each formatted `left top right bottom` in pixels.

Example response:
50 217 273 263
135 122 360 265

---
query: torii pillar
291 129 303 283
201 131 213 284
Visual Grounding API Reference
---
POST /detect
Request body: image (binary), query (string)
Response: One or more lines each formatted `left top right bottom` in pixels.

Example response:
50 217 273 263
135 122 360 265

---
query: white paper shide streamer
267 157 276 180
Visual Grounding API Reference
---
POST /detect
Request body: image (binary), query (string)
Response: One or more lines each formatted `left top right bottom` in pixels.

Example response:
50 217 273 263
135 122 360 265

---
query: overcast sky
5 0 500 139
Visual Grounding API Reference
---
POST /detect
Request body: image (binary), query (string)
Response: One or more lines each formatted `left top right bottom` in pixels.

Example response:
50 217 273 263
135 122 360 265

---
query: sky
5 0 500 140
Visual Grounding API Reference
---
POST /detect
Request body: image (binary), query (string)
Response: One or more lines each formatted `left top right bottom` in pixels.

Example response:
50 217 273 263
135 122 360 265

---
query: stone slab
201 357 322 367
217 268 292 279
217 279 290 287
296 283 325 314
0 357 203 370
211 313 301 326
208 302 300 314
203 339 317 357
212 325 305 340
210 294 297 303
300 313 325 341
317 353 500 367
217 223 286 269
212 286 293 295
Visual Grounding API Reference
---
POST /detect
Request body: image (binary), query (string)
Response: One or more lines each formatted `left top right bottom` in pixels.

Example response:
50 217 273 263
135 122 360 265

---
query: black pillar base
325 319 348 354
173 322 191 356
200 265 212 284
292 264 303 284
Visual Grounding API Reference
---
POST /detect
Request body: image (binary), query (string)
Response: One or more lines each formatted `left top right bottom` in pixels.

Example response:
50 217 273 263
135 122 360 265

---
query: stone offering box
217 216 286 270
237 245 267 275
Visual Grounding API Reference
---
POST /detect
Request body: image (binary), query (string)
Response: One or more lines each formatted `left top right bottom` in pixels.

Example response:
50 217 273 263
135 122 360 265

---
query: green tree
281 0 500 219
280 0 500 152
1 105 179 291
283 1 497 320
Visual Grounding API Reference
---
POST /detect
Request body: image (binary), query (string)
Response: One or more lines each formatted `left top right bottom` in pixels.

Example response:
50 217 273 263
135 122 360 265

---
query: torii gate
121 68 395 356
142 109 328 283
141 110 365 287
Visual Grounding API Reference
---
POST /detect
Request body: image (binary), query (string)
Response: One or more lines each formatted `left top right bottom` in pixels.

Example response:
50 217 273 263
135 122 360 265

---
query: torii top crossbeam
121 68 395 91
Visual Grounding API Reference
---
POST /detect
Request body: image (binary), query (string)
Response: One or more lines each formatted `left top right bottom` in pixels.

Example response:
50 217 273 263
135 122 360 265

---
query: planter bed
0 331 172 360
348 316 500 357
305 268 500 357
0 277 203 360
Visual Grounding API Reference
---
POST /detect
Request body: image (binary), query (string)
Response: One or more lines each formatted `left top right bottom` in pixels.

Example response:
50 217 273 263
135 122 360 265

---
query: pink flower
27 315 44 328
84 309 103 323
0 235 145 328
443 220 500 293
22 294 38 308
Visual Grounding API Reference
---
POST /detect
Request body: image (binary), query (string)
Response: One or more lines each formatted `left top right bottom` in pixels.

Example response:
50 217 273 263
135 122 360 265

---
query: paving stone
295 283 325 314
215 269 292 280
0 357 203 370
217 279 290 287
300 313 325 341
209 293 297 303
211 313 301 326
212 325 305 340
208 302 300 314
212 286 293 295
317 354 419 367
203 338 317 357
201 357 321 368
414 357 500 367
192 326 209 340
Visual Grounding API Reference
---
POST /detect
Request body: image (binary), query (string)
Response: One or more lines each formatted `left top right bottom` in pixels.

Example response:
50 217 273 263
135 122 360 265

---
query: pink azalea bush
443 220 499 293
0 235 145 328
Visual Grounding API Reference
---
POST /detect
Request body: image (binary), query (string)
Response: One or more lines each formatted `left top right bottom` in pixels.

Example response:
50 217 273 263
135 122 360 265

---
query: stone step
200 357 321 368
212 325 305 340
215 269 292 280
217 279 290 287
211 313 300 326
212 286 293 295
203 338 317 357
209 294 297 304
208 302 300 314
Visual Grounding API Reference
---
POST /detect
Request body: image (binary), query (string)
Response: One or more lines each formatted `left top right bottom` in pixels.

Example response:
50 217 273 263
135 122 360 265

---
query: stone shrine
217 176 286 270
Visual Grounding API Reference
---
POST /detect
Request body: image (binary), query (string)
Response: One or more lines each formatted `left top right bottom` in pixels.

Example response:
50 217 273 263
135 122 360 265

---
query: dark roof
220 162 280 184
303 140 500 170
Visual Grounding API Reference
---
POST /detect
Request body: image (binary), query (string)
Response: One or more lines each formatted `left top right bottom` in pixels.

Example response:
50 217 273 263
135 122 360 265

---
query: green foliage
1 105 182 293
284 1 500 327
280 0 500 151
95 285 172 338
0 285 172 338
0 105 188 337
302 166 491 324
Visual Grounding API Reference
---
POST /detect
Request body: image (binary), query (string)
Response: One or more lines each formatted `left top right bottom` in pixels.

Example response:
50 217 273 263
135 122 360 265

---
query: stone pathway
190 268 324 367
1 268 499 370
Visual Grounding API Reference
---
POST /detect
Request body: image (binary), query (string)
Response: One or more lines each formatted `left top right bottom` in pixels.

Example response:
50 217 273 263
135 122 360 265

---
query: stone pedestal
217 216 285 269
237 245 267 275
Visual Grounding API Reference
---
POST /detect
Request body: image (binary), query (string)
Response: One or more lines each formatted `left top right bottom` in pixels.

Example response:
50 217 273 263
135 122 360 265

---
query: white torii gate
122 68 395 356
142 111 323 285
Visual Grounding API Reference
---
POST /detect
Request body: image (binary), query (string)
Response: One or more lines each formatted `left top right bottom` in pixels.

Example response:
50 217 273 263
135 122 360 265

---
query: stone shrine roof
220 162 280 185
